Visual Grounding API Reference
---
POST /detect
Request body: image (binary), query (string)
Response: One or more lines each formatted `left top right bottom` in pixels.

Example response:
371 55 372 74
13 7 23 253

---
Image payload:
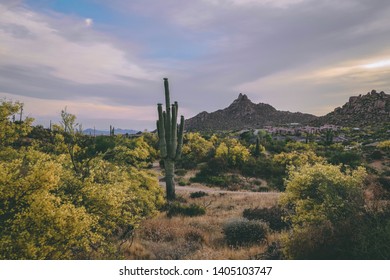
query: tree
0 99 33 147
0 101 165 259
215 138 250 167
156 78 185 201
377 140 390 151
60 107 82 173
105 136 157 168
280 163 367 259
0 149 164 259
0 149 94 259
273 150 325 172
181 132 214 164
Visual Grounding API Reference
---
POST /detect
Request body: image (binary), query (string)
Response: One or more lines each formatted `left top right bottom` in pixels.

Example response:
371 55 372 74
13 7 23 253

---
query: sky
1 0 390 130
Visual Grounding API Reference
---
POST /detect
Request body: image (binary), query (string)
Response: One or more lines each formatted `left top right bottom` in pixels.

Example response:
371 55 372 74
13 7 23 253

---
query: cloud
0 6 156 85
205 0 306 8
0 3 162 101
362 59 390 69
237 53 390 116
0 90 165 130
2 0 390 129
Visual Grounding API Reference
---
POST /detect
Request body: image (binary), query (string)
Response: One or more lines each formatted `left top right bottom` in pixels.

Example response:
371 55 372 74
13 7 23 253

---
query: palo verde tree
156 78 185 201
0 99 33 147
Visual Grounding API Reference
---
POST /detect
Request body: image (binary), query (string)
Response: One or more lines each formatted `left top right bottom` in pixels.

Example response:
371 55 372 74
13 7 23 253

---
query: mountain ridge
185 93 317 131
185 90 390 131
312 89 390 127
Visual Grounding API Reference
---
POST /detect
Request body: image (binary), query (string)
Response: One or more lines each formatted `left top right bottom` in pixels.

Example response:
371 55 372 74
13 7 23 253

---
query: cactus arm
164 78 171 112
164 78 172 157
170 102 178 158
175 115 185 160
157 103 168 158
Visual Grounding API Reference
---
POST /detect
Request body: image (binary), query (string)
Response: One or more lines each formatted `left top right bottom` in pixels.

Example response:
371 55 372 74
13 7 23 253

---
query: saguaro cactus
157 78 185 201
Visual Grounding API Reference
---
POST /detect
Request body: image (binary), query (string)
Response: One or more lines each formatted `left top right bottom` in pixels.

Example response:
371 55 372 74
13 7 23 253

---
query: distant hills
185 93 317 131
185 90 390 131
83 128 139 136
83 90 390 134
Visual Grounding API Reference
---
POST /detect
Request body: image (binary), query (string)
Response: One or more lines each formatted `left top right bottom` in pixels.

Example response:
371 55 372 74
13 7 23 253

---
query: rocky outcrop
312 90 390 127
185 93 317 131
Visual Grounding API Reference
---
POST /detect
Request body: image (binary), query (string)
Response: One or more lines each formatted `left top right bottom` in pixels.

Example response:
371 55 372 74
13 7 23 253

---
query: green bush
184 229 205 244
370 150 384 160
223 218 268 246
189 191 209 199
207 175 230 187
175 169 188 176
351 208 390 259
166 203 206 218
281 163 367 259
327 150 362 168
378 176 390 192
243 206 289 231
255 242 284 260
178 179 190 186
191 171 241 189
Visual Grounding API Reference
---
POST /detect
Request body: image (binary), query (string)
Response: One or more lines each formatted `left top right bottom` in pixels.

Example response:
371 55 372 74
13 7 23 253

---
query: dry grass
123 189 280 260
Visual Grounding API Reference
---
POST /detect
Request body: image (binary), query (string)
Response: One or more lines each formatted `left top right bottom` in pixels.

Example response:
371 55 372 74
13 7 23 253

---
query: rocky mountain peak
312 89 390 127
230 93 252 107
234 93 249 101
185 93 317 131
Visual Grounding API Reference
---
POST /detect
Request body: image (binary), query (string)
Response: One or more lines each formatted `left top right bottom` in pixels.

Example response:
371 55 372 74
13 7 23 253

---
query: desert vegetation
0 99 164 259
1 90 390 259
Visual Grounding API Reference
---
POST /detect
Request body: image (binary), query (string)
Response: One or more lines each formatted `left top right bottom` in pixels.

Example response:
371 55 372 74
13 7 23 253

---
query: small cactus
254 136 261 157
109 125 115 136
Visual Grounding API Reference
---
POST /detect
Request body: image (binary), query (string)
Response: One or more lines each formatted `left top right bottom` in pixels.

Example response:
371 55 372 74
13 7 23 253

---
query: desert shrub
257 186 270 192
175 169 187 176
377 140 390 151
166 203 206 218
241 157 282 179
178 179 190 186
254 241 284 260
191 170 242 189
148 240 201 260
0 149 164 259
207 175 229 186
243 206 289 231
378 176 390 192
140 220 175 242
190 158 227 183
189 191 209 199
327 150 362 169
209 175 239 187
348 207 390 259
181 133 214 162
281 163 367 259
370 150 383 160
174 195 187 203
223 218 268 246
281 222 352 259
253 179 263 186
215 140 250 167
184 229 205 244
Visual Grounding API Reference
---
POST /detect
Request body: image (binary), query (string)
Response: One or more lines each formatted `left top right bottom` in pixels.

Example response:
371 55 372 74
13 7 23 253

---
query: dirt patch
369 159 390 173
124 190 281 260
